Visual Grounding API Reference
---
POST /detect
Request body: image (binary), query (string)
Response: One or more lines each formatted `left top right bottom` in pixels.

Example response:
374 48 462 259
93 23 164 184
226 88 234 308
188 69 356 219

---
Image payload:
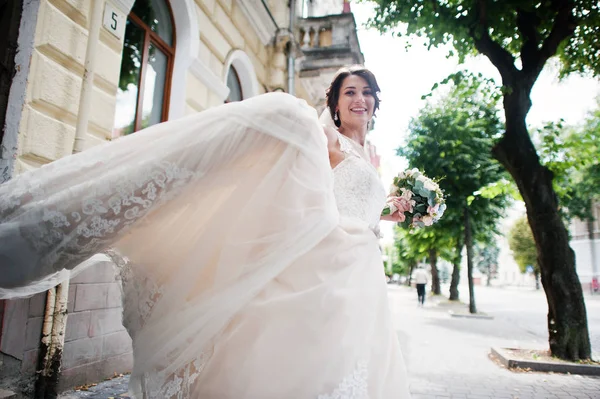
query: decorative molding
1 0 41 182
235 0 278 46
168 0 200 119
190 58 230 102
107 0 135 14
223 50 259 99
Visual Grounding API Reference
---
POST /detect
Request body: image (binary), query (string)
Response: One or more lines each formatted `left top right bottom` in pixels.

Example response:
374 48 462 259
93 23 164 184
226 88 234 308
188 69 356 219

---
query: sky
350 2 600 244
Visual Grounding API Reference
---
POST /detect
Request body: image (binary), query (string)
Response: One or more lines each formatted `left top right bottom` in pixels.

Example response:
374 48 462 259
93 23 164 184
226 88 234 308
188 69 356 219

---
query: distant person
414 266 428 306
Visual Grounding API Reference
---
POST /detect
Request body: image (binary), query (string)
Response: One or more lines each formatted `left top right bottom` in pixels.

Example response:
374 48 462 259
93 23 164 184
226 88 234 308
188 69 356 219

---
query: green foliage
391 261 409 276
119 1 164 92
536 102 600 222
398 72 511 246
367 0 600 77
508 216 538 274
475 242 499 275
394 225 435 264
365 0 596 358
393 222 455 271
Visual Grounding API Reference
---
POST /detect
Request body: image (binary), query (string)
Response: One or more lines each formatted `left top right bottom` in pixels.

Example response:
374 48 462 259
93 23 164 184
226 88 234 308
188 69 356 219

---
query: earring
334 111 339 121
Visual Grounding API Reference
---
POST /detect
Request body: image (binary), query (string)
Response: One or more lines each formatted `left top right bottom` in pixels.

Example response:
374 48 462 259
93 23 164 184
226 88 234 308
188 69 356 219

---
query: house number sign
102 3 126 40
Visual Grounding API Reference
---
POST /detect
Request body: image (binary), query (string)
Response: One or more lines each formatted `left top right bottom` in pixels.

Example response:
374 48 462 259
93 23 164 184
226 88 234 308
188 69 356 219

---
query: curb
449 311 494 320
0 389 17 399
490 347 600 376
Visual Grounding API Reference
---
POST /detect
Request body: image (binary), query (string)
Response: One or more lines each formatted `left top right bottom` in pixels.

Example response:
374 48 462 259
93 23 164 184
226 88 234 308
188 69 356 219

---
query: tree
399 72 510 313
476 243 500 286
537 106 600 283
509 216 541 289
369 0 597 361
537 114 600 223
394 225 449 295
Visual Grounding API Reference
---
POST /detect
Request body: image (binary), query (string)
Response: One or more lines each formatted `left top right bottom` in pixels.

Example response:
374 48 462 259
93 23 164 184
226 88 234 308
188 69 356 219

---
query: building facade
571 203 600 292
0 0 365 396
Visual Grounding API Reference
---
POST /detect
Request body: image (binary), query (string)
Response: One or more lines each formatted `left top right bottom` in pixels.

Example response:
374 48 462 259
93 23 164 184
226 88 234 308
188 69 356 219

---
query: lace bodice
333 133 386 231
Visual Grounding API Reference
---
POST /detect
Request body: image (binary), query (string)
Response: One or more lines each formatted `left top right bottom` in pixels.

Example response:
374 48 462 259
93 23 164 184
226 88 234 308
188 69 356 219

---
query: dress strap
337 132 359 157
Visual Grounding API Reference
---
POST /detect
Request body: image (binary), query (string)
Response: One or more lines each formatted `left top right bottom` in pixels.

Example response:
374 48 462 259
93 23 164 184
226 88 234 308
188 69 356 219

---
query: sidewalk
58 376 130 399
59 285 600 399
390 285 600 399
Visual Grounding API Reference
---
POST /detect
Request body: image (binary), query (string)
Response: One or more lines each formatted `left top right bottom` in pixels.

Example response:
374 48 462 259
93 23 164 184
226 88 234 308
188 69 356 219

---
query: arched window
226 66 243 103
113 0 176 136
223 50 259 103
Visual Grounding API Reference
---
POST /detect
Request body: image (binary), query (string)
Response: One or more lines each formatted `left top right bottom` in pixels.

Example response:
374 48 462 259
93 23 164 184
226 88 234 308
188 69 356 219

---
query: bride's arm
381 213 401 222
323 125 345 169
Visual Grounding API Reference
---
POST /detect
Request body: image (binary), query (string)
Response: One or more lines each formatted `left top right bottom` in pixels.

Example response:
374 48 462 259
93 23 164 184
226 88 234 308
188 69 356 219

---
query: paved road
59 284 600 398
392 283 600 399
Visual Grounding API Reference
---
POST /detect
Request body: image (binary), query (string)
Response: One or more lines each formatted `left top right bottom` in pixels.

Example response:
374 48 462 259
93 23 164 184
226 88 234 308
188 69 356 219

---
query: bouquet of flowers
381 168 446 228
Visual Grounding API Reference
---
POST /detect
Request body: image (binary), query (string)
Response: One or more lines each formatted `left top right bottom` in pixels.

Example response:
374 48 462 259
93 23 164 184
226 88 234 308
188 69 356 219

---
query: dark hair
325 65 381 128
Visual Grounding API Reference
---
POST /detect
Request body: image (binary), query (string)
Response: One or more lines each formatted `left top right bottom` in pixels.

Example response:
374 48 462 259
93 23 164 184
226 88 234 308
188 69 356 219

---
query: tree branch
525 0 577 85
470 0 518 82
517 7 542 73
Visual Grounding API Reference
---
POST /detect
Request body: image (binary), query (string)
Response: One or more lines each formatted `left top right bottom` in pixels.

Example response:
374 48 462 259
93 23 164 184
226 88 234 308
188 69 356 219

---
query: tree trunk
449 238 462 300
407 261 416 287
464 206 477 314
535 269 541 290
429 248 441 295
492 85 591 360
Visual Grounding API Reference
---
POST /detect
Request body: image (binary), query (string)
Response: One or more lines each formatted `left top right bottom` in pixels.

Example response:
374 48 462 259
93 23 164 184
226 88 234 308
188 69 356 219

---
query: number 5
111 12 118 30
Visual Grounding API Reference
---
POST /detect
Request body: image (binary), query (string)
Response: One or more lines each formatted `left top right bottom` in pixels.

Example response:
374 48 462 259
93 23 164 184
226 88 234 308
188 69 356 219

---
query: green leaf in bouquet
418 188 430 198
399 216 413 229
415 203 428 213
427 192 437 206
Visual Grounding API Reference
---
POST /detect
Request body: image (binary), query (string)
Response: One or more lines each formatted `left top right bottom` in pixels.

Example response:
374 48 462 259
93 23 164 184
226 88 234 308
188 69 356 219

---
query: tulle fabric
1 94 333 385
192 216 409 398
0 92 410 398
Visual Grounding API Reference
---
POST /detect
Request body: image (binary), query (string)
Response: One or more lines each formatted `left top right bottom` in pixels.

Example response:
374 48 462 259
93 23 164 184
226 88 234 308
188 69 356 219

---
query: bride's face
336 75 375 128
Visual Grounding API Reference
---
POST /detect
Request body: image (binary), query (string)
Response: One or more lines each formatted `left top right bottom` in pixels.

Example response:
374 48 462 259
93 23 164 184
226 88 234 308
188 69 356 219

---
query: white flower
422 215 434 226
423 180 438 191
400 188 414 200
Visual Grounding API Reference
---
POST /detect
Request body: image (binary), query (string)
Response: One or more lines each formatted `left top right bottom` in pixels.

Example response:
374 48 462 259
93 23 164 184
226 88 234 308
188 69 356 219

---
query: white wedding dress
0 93 410 398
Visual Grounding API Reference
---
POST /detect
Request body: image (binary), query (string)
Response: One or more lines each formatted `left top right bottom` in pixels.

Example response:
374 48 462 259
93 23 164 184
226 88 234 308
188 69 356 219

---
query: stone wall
59 261 133 390
0 293 46 396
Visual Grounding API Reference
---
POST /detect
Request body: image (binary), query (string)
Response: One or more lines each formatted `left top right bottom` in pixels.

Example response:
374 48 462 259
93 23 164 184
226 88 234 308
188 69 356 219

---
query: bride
0 65 411 398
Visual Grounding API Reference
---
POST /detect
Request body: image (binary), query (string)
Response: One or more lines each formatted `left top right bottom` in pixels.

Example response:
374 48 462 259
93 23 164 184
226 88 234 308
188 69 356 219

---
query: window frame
127 0 177 133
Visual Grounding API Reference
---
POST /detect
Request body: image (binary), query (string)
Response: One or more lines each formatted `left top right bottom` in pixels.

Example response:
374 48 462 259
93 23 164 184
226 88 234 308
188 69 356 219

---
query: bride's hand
380 197 412 223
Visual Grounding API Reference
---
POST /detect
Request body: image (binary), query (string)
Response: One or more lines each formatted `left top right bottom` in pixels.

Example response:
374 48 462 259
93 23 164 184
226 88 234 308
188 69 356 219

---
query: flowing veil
319 107 337 129
0 93 340 395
